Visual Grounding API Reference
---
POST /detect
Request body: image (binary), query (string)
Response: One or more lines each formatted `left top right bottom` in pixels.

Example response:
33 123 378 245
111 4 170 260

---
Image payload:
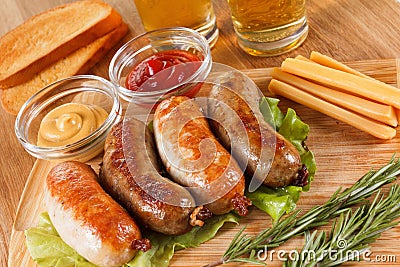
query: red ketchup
125 50 203 97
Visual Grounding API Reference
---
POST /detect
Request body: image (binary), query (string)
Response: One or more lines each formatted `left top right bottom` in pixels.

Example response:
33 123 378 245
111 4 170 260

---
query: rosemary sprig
204 157 400 267
283 184 400 267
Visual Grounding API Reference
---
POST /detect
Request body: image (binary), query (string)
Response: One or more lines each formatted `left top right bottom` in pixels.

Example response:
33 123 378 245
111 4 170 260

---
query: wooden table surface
1 1 400 266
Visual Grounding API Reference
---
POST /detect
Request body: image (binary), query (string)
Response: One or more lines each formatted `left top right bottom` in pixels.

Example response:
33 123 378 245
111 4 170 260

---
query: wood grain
2 1 400 267
8 59 400 267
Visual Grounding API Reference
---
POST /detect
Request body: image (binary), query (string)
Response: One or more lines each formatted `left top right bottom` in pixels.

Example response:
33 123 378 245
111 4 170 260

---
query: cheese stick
270 68 398 127
281 58 400 109
295 55 314 63
308 52 400 125
396 109 400 124
268 79 397 140
309 51 371 79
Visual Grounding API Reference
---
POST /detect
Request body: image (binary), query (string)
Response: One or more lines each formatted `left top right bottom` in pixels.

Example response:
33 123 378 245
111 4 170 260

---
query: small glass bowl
15 75 122 162
109 27 212 106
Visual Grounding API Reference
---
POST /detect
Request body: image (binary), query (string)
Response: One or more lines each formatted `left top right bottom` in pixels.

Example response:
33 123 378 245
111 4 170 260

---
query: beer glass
227 0 308 56
133 0 219 47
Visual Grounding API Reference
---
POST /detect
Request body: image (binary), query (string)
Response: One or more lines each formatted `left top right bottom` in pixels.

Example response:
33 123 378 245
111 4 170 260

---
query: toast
1 23 128 115
0 0 122 89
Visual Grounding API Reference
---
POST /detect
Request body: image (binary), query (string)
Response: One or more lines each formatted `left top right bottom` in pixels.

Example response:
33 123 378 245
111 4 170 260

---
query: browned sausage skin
207 72 307 189
45 161 148 267
153 96 251 216
99 118 203 235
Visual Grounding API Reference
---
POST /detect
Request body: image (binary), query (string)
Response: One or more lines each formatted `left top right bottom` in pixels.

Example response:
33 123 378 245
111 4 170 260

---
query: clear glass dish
109 27 212 106
15 75 122 162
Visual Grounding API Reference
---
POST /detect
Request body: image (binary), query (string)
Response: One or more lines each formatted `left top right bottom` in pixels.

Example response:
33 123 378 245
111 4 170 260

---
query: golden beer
227 0 308 56
134 0 218 46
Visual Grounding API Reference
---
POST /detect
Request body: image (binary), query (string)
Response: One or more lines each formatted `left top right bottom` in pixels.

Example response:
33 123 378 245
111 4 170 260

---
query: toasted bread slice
0 0 122 89
1 23 128 115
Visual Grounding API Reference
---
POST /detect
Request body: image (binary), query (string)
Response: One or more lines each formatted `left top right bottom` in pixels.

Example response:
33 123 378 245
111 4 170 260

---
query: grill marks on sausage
208 78 304 188
154 96 251 216
105 122 177 209
46 161 148 266
47 163 139 249
106 125 162 206
100 120 198 235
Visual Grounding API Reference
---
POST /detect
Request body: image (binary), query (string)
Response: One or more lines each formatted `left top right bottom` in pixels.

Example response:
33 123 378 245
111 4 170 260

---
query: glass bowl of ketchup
109 27 212 106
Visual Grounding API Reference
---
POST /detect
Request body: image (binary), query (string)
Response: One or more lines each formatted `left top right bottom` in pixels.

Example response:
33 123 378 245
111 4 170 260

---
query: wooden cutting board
8 58 400 267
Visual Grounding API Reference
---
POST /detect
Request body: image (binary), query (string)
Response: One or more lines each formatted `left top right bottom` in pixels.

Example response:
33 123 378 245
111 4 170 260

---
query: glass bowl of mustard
109 27 212 108
15 75 122 162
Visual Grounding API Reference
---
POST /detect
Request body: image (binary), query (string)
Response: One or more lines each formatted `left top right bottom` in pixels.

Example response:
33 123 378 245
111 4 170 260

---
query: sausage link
45 161 147 267
207 72 306 188
99 118 199 235
153 96 250 215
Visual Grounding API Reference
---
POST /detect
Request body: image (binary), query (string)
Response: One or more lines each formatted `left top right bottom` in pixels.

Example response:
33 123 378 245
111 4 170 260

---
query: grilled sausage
207 72 307 189
99 118 203 235
153 96 251 216
45 161 148 267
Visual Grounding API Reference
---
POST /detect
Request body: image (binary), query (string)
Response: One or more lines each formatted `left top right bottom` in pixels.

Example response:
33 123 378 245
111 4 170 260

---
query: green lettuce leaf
26 212 239 267
247 97 316 220
25 213 97 267
246 186 302 221
128 213 239 267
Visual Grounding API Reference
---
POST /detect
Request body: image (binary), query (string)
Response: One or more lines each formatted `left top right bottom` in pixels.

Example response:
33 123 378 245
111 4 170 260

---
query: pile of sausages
44 73 308 267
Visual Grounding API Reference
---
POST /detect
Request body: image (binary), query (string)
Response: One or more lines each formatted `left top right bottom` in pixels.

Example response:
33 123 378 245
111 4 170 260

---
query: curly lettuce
128 213 239 267
25 213 97 267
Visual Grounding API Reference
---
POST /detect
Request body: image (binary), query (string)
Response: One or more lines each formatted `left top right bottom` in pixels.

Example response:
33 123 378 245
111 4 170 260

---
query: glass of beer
227 0 308 56
133 0 219 47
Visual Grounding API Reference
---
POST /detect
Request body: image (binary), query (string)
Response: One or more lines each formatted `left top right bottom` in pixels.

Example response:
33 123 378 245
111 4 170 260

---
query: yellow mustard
37 103 108 147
